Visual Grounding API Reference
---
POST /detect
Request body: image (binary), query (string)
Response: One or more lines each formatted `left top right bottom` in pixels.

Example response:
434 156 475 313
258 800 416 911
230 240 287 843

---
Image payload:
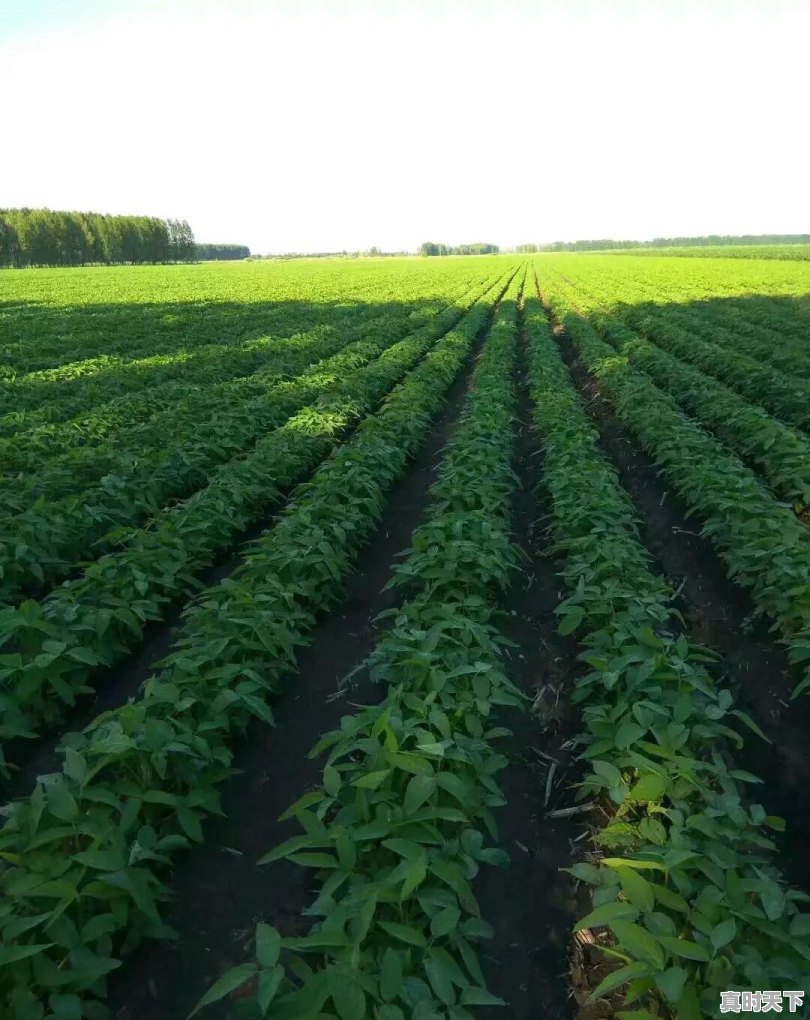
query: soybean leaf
588 961 651 1001
377 920 427 948
256 923 281 968
575 901 640 932
187 963 258 1017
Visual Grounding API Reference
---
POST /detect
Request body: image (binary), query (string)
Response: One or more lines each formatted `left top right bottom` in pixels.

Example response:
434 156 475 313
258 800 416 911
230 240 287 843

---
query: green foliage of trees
0 208 195 267
419 241 500 256
534 233 810 252
194 243 250 260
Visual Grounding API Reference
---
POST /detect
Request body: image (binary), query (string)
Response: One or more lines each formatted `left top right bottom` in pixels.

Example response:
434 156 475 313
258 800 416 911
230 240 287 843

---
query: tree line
0 208 196 267
195 243 251 261
521 233 810 253
248 248 413 260
419 242 499 256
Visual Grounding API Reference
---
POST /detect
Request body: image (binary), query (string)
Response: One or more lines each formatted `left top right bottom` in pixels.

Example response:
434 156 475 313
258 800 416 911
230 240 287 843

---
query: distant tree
166 218 196 262
538 233 810 253
419 241 498 256
178 219 196 261
76 212 104 264
195 243 251 260
0 215 16 266
28 210 57 265
0 208 196 267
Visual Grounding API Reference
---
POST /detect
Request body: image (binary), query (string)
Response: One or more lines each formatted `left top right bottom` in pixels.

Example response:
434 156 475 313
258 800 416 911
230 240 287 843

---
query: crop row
0 277 497 604
0 261 496 376
0 261 495 437
0 331 353 441
665 305 810 382
606 244 810 263
3 357 280 480
523 285 810 1018
0 298 458 446
4 326 362 510
566 251 807 306
0 271 511 1016
1 265 471 378
192 272 525 1019
0 367 264 441
586 312 810 509
624 307 810 432
3 276 483 512
540 255 810 389
537 274 810 693
1 337 302 423
541 263 810 436
0 274 508 763
722 296 810 346
574 256 810 380
591 271 810 430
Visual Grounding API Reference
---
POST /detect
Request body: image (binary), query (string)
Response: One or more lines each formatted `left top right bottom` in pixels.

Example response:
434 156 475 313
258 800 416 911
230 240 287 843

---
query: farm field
606 244 810 262
1 252 810 1019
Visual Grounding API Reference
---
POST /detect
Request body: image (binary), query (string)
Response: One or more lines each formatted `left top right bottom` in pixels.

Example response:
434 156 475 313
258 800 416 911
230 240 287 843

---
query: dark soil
41 278 810 1020
475 316 582 1020
106 309 490 1020
106 292 597 1020
549 311 810 891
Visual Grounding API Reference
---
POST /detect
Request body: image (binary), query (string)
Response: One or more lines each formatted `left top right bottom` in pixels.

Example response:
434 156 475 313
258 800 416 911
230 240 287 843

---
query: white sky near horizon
1 0 808 255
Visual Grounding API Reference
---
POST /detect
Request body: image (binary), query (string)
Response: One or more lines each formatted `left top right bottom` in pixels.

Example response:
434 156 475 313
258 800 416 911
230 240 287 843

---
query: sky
1 0 808 254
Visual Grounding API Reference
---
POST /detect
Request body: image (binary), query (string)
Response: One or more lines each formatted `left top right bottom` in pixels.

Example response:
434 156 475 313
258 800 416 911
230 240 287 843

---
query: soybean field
1 252 810 1020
